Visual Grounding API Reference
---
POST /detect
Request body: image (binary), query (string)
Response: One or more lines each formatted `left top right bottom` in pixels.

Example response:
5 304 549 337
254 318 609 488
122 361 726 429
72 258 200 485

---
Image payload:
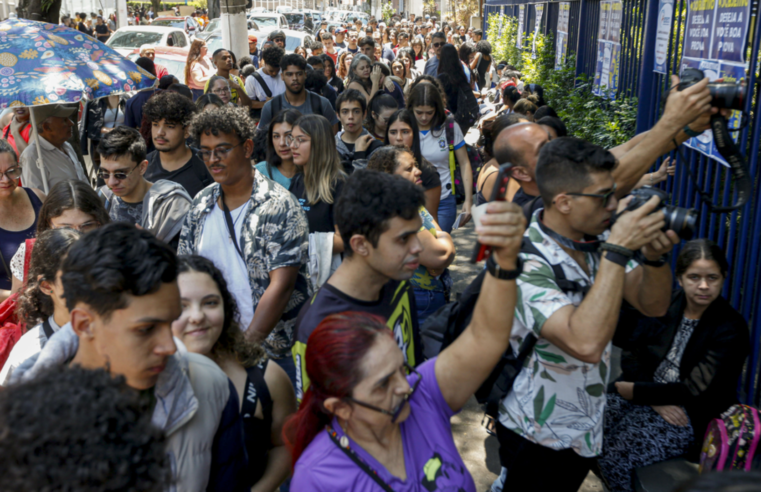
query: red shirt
325 50 338 64
155 64 169 80
3 121 32 156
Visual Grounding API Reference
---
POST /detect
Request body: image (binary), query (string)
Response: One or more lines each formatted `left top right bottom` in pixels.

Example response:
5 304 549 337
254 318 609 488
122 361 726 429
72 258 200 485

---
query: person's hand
641 229 680 261
384 76 396 91
662 75 715 132
475 200 525 270
370 65 382 86
652 405 689 426
653 156 676 183
228 78 243 92
607 195 667 252
355 134 374 152
615 381 634 400
458 201 473 228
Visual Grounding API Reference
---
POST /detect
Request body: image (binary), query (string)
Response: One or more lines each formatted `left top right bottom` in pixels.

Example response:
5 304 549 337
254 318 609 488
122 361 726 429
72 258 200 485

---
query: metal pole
634 0 660 134
27 109 49 194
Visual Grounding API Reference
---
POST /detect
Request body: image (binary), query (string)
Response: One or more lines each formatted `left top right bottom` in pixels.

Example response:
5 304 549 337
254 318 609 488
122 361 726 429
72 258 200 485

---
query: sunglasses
97 163 140 182
432 42 443 48
346 363 422 423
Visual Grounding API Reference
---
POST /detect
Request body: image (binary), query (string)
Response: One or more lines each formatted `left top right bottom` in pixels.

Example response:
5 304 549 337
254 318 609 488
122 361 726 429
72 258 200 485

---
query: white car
247 13 289 33
106 26 191 57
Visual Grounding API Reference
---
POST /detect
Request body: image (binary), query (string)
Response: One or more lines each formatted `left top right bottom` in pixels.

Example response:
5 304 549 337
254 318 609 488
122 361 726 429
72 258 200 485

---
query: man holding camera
495 137 680 491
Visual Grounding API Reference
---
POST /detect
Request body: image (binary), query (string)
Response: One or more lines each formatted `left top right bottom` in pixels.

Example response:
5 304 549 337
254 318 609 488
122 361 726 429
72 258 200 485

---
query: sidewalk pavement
448 210 605 492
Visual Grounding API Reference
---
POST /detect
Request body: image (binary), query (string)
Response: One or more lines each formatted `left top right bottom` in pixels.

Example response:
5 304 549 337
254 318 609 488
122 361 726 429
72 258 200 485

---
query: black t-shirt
511 187 534 206
289 174 345 233
292 280 421 401
512 187 543 219
420 158 441 191
144 150 214 198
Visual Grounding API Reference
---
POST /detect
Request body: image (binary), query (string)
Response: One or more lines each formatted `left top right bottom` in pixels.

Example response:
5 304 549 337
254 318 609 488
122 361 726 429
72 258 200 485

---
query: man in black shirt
142 91 213 198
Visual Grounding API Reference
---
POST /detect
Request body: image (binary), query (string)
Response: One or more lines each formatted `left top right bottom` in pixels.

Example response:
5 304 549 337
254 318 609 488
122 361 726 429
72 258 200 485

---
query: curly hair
261 45 285 68
16 229 81 327
0 366 169 492
142 90 198 127
189 106 256 145
367 145 413 175
177 256 265 368
337 51 352 79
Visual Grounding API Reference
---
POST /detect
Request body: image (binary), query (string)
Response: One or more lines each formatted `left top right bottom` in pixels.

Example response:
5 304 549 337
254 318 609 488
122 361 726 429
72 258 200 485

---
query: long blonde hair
294 114 345 205
185 39 206 85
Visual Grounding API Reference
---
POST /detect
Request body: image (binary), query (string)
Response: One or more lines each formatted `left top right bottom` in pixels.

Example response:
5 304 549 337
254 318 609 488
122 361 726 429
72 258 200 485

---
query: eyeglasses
566 183 618 208
97 164 140 182
53 221 100 233
285 135 309 148
273 37 285 43
196 142 244 162
0 166 22 181
346 363 422 423
212 87 231 95
432 42 443 48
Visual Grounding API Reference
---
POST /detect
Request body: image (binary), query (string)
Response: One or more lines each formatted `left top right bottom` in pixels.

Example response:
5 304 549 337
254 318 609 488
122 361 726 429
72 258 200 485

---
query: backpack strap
22 238 35 282
251 72 272 99
521 237 590 296
42 317 55 340
445 116 457 192
308 91 321 114
270 93 283 116
521 195 543 222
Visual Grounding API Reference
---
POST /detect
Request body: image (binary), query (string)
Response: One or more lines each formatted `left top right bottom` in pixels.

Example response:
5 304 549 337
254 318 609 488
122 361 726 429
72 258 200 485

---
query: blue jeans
413 287 447 326
437 194 457 233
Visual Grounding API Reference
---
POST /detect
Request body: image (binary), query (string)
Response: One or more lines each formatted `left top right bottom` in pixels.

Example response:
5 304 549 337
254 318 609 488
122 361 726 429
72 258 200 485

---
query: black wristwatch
641 256 669 267
486 255 524 280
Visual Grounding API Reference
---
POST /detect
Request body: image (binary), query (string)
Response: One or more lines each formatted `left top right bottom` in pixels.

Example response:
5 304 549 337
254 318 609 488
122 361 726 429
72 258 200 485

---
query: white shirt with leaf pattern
498 210 639 457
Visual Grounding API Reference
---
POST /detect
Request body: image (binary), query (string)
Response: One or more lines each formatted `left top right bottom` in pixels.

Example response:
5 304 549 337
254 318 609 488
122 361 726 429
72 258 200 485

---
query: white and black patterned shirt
654 317 699 383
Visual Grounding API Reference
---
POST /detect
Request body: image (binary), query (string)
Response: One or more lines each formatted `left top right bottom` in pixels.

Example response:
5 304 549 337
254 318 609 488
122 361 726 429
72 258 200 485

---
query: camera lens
663 206 698 240
709 83 745 111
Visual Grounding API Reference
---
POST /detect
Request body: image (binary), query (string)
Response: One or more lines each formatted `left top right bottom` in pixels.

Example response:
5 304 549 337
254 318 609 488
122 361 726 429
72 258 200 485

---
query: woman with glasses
0 139 45 302
7 179 109 296
185 39 214 101
287 114 346 254
396 49 420 92
205 76 235 106
254 109 301 190
195 93 226 113
285 192 523 490
0 228 82 385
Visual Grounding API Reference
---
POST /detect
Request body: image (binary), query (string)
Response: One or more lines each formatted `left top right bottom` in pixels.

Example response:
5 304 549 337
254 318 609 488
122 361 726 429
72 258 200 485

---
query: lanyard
219 188 245 260
326 425 395 492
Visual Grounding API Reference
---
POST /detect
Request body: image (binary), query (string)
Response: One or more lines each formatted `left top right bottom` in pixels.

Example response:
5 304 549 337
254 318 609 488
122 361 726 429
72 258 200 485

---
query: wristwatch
641 256 669 267
486 255 524 280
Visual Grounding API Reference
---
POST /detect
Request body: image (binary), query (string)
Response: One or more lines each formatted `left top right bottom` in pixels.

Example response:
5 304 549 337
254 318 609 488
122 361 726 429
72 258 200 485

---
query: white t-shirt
199 203 255 331
0 316 62 386
419 123 465 199
245 67 286 103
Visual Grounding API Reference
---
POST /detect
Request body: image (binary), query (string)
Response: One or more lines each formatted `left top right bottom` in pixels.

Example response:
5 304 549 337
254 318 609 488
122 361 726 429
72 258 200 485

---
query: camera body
626 187 698 240
679 68 745 111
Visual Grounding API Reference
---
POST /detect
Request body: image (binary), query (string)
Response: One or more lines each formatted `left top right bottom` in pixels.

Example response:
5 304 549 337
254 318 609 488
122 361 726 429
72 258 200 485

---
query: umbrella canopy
0 18 157 109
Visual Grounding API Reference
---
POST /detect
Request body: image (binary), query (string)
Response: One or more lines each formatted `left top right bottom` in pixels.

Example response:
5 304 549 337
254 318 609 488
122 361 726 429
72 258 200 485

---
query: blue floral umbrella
0 18 158 192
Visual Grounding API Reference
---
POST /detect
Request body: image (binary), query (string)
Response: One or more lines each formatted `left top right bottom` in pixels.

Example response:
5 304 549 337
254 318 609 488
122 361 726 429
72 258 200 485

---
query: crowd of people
0 10 755 492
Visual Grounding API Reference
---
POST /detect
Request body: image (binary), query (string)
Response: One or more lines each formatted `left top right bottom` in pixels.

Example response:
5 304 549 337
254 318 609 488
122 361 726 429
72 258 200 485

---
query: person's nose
155 326 178 357
106 173 120 188
409 234 423 256
187 302 205 324
699 278 709 289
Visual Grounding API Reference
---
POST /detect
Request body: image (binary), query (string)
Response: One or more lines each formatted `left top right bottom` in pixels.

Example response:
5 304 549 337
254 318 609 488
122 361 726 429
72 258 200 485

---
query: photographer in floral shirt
496 137 679 491
178 106 309 384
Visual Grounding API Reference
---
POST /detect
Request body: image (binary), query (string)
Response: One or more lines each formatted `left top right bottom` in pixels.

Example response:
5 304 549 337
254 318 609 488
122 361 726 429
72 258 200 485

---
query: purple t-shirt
291 358 476 491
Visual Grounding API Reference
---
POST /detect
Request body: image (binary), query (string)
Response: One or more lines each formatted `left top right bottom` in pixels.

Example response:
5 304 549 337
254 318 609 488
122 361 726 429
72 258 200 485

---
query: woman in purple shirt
285 200 525 491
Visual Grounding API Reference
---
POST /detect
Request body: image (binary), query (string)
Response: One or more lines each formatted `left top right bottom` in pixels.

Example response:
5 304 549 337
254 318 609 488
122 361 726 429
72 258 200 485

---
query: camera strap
537 212 601 252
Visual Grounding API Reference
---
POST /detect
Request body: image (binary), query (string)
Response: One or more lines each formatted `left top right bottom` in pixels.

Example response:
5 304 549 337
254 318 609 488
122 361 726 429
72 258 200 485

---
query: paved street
447 212 605 492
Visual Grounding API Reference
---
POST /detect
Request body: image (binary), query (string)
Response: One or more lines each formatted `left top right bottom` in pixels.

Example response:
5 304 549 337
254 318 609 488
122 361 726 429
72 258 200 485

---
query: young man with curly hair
177 106 309 384
291 169 425 401
9 223 248 491
244 45 286 117
143 91 213 198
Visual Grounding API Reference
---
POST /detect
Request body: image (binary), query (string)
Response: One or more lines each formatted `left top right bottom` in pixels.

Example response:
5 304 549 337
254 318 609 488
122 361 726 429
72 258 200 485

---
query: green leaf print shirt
498 211 639 457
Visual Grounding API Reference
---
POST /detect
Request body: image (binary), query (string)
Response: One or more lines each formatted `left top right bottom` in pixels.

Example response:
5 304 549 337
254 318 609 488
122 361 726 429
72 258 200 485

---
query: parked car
127 46 189 82
198 17 220 40
106 26 191 57
283 12 313 32
204 29 263 55
247 13 289 33
150 16 203 37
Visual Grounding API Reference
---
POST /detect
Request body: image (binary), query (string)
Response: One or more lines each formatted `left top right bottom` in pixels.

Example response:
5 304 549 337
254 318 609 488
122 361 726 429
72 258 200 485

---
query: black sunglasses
346 363 421 423
432 42 443 48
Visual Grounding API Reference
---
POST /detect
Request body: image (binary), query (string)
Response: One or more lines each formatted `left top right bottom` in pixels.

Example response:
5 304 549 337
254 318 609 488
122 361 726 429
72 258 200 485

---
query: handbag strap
219 188 245 261
22 238 36 282
326 425 395 492
0 248 10 283
42 317 55 340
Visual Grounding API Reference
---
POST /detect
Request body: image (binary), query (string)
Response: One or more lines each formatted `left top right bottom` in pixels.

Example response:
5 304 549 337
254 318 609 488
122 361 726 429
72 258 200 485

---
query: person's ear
324 397 353 421
350 234 371 257
244 138 254 159
70 306 96 339
553 194 573 215
38 277 55 297
139 159 149 175
510 165 532 184
676 275 683 289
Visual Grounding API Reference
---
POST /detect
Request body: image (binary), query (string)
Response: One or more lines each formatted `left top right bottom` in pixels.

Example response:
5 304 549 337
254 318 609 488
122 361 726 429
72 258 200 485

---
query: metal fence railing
484 0 761 406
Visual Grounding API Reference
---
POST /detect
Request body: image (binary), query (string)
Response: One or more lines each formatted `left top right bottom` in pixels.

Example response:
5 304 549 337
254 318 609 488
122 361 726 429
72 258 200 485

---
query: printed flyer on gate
555 2 571 69
593 0 623 97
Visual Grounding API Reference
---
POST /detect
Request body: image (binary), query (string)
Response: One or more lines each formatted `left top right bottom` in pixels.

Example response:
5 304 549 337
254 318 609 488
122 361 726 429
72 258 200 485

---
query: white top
0 316 63 386
419 123 465 200
19 135 87 191
199 203 255 331
102 106 125 128
245 67 286 102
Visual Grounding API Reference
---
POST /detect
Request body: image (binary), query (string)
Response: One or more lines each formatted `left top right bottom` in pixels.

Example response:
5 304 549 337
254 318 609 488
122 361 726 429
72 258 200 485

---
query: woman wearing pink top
185 39 215 101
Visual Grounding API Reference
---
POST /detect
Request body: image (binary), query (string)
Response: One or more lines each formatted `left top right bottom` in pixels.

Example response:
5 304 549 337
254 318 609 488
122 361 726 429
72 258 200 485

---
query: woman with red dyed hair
284 200 526 491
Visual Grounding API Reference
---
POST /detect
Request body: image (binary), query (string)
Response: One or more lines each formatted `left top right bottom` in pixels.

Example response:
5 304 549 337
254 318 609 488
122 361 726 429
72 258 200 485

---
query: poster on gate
532 4 544 59
498 6 506 36
555 2 570 69
653 0 674 73
517 5 525 48
593 0 623 97
680 0 751 166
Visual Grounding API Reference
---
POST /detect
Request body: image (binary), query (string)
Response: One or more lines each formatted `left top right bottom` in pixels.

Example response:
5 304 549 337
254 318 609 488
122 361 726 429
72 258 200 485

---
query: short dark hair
533 105 558 120
97 126 147 164
311 41 324 51
189 106 255 145
0 366 169 492
61 223 178 320
142 90 197 127
135 56 156 77
432 31 446 40
535 137 617 207
305 69 328 92
307 55 324 67
473 28 483 35
336 88 367 114
675 239 729 278
262 45 285 67
359 36 375 48
335 170 424 256
280 53 307 72
537 116 568 138
503 85 521 104
320 32 332 40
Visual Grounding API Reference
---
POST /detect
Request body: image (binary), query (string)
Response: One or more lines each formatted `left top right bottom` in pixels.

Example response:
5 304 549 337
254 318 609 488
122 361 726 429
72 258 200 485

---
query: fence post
634 0 660 134
575 0 591 79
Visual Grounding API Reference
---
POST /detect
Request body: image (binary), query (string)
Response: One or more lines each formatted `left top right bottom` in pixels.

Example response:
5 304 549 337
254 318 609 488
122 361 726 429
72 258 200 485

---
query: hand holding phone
470 163 514 263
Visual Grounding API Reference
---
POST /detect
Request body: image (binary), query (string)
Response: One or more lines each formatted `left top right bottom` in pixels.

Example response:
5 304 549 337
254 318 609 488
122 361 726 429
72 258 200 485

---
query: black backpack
454 81 480 135
249 72 272 120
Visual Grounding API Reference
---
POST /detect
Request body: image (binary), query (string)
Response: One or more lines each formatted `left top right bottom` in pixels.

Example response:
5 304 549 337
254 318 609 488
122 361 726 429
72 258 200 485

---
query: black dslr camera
625 188 698 240
679 68 746 111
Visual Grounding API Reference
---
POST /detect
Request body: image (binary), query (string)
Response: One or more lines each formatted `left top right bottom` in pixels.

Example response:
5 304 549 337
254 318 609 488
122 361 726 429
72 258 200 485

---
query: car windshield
151 19 184 28
107 31 164 48
205 18 220 32
283 13 304 24
285 35 305 53
206 35 224 54
251 17 278 28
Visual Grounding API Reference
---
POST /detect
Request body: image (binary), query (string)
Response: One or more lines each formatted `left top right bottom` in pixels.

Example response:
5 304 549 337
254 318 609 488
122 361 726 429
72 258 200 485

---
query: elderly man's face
142 49 155 60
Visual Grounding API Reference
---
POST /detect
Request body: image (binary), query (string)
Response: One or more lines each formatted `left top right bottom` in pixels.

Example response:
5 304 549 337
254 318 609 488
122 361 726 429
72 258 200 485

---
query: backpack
700 404 761 472
249 72 272 121
0 238 35 369
454 81 480 135
420 233 589 418
269 90 322 118
444 116 482 205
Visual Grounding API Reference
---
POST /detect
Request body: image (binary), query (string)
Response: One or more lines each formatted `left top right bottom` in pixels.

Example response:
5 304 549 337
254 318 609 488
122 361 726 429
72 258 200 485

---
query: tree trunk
18 0 62 24
151 0 162 16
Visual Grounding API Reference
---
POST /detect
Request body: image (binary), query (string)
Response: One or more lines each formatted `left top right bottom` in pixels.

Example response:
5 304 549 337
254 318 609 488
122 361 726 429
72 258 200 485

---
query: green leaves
585 383 605 397
533 386 557 427
599 360 608 382
535 347 566 364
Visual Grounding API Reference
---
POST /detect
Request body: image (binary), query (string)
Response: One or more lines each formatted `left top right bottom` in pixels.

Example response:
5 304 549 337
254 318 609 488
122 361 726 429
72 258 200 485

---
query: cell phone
470 163 513 264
